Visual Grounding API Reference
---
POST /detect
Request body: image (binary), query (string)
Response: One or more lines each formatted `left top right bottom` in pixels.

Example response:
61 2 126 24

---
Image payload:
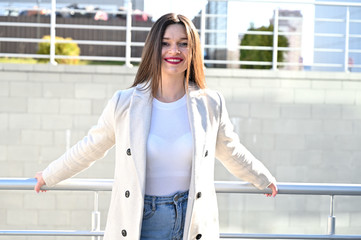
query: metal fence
1 178 361 239
0 0 360 71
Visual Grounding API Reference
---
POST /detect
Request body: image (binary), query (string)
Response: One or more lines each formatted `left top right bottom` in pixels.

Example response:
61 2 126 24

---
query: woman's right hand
34 172 47 193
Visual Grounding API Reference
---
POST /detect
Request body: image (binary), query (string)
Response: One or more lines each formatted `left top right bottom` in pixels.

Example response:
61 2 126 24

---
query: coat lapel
129 83 152 195
186 85 207 170
184 85 207 239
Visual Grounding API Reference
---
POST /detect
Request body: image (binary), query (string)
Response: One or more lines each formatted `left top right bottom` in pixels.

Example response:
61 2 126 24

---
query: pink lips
164 57 183 64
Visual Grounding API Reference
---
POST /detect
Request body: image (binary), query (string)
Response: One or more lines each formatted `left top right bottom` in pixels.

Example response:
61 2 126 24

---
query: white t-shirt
145 94 193 196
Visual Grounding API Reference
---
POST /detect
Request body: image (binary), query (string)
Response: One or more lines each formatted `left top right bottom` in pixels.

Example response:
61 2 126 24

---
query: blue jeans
140 191 188 240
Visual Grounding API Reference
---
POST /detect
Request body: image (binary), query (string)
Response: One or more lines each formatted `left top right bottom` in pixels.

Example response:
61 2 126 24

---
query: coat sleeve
214 92 276 190
42 91 120 187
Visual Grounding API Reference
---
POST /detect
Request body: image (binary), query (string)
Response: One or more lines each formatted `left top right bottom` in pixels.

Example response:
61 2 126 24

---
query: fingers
34 172 47 193
265 183 278 198
34 181 41 193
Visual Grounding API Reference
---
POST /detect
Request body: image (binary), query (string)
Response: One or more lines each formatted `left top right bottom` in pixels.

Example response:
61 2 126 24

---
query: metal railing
0 0 360 71
1 178 361 239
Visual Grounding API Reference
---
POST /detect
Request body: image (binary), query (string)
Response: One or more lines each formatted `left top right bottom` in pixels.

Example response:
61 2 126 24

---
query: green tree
240 24 289 69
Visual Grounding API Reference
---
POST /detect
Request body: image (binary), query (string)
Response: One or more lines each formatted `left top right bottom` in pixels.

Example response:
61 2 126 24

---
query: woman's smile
164 57 184 64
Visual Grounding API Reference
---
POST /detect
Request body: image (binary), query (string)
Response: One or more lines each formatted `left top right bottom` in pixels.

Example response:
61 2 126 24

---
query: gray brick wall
1 63 361 239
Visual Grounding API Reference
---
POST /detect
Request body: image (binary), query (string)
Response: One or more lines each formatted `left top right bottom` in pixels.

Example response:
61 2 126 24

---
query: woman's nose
168 45 180 54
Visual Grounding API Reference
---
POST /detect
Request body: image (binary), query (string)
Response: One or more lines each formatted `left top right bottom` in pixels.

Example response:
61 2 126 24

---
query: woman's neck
156 76 185 103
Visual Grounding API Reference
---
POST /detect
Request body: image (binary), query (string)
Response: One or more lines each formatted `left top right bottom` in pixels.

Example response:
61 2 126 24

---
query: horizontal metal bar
0 22 149 32
220 233 361 239
1 178 361 196
307 63 343 67
0 178 113 191
277 62 303 66
238 46 273 50
350 34 361 38
1 230 360 239
0 53 50 59
278 32 302 36
314 33 344 38
215 181 361 196
0 37 48 43
277 47 301 51
54 55 127 61
0 37 144 47
224 0 361 7
239 31 274 36
235 46 301 51
350 19 361 23
131 26 152 32
55 24 126 31
1 7 141 16
0 22 50 27
314 48 344 53
0 53 138 62
350 49 361 53
238 31 302 36
59 39 126 46
54 9 127 15
0 230 104 237
205 60 272 66
315 18 345 23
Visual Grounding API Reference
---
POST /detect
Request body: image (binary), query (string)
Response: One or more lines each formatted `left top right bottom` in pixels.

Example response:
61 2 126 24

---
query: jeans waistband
144 190 189 204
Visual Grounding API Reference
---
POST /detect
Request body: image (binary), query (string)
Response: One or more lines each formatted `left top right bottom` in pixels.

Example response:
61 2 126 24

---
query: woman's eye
162 42 169 46
179 42 188 47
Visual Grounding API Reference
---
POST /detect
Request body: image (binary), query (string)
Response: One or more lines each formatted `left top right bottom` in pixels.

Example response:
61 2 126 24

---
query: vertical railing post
327 195 336 235
92 191 101 240
272 8 279 70
50 0 57 65
200 4 206 62
125 0 133 68
344 6 350 72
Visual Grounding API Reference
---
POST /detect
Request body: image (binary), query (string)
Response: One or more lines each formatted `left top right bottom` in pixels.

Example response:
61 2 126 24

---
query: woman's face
161 24 189 79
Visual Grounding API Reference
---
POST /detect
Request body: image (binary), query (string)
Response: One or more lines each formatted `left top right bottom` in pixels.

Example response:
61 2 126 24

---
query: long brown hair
131 13 206 97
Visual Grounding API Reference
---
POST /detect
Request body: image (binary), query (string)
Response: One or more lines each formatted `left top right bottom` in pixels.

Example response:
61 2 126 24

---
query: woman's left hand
265 183 278 197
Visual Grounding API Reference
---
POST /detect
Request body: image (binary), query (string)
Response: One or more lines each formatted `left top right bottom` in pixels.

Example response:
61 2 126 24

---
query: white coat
42 83 276 240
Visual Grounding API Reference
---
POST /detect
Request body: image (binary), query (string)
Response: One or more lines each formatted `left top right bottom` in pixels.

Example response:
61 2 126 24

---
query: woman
34 13 277 240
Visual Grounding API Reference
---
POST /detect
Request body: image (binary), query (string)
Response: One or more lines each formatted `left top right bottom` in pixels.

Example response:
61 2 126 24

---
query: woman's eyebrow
162 37 188 40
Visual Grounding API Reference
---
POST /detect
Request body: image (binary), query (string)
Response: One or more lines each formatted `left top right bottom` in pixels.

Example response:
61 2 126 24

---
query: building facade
204 0 228 67
313 0 361 72
278 10 303 71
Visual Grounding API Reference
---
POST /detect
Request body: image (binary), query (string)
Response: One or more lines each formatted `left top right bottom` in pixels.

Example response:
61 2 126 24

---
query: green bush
240 24 289 69
37 35 80 64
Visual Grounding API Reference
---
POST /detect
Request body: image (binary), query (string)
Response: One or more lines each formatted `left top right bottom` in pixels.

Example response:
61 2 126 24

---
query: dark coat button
196 192 202 199
126 148 131 156
121 229 127 237
125 190 130 198
204 150 208 157
196 233 202 239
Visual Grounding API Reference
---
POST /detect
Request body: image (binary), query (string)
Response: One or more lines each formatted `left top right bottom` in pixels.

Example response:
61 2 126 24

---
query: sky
144 0 207 20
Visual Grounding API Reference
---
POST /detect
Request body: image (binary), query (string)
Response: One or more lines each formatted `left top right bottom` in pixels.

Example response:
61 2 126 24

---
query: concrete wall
1 63 361 239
